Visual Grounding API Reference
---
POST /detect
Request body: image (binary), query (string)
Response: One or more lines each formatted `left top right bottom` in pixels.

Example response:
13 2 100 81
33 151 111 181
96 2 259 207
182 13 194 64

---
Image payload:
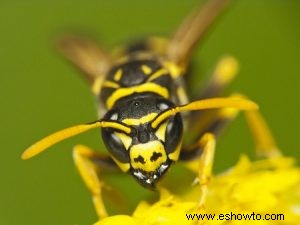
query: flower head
95 155 300 225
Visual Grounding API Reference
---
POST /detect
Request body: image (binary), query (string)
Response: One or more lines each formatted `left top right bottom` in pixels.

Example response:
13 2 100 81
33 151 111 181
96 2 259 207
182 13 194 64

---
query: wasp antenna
99 120 132 134
167 0 232 66
22 121 102 160
151 97 258 129
22 120 131 160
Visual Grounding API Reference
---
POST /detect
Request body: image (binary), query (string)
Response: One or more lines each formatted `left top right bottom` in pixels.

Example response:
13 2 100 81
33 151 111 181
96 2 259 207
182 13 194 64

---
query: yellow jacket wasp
22 0 280 219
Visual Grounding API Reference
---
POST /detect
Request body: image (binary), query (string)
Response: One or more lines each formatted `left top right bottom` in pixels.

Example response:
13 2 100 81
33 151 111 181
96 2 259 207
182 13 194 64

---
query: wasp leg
182 133 216 206
244 109 281 158
182 100 280 161
181 107 237 162
198 55 238 99
185 53 280 157
181 108 280 206
73 145 118 219
208 95 281 158
188 56 239 135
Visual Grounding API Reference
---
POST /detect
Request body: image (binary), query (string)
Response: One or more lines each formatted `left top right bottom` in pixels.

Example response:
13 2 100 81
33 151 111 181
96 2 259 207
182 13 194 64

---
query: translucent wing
57 35 111 85
167 0 231 66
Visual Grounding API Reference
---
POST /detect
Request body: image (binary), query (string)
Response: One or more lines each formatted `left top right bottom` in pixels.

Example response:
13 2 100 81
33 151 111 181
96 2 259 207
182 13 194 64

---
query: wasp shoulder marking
100 58 174 109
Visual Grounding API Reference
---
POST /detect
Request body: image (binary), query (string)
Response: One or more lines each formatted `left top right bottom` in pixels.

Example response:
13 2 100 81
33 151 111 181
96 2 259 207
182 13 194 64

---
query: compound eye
164 114 183 154
102 130 129 163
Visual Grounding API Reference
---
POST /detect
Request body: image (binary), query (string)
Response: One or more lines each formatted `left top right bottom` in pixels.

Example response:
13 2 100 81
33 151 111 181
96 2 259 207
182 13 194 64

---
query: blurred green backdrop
0 0 299 224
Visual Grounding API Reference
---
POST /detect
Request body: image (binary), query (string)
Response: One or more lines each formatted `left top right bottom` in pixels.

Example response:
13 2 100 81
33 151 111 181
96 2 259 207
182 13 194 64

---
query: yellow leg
183 133 216 207
199 55 239 99
197 133 216 206
244 110 281 158
73 145 116 219
187 56 239 143
181 107 238 161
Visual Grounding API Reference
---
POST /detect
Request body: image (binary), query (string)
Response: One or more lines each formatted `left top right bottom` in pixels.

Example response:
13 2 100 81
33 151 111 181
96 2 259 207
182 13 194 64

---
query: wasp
22 0 280 219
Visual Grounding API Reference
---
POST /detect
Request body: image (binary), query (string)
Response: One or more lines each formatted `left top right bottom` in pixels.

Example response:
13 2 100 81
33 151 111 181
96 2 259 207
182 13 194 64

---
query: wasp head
101 94 183 190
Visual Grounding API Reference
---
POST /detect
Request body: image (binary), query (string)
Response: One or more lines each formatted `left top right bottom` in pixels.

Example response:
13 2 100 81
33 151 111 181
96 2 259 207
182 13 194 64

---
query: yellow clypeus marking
130 141 167 172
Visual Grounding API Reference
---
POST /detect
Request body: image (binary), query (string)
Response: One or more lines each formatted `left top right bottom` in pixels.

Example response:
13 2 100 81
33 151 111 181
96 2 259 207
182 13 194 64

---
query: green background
0 0 299 224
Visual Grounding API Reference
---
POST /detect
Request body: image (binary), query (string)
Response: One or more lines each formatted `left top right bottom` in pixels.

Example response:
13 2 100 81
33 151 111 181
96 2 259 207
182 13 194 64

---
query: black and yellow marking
23 0 281 220
113 69 123 81
141 65 152 75
106 82 170 109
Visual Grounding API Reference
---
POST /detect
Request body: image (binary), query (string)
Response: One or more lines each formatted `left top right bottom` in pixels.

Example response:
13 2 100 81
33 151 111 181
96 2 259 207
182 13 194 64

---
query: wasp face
101 94 183 190
129 138 172 189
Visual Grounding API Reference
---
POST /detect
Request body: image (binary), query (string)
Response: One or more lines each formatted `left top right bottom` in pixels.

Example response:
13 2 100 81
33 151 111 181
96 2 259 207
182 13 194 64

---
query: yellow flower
95 155 300 225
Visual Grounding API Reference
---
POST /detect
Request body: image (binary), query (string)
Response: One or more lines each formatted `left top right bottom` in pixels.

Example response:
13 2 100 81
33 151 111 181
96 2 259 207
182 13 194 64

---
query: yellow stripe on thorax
141 65 152 75
106 82 169 109
147 68 168 82
163 61 184 79
92 76 105 95
114 69 123 81
102 80 120 89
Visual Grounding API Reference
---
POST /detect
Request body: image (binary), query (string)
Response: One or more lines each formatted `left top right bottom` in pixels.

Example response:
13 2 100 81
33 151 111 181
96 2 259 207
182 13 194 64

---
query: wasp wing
167 0 231 66
56 35 111 86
